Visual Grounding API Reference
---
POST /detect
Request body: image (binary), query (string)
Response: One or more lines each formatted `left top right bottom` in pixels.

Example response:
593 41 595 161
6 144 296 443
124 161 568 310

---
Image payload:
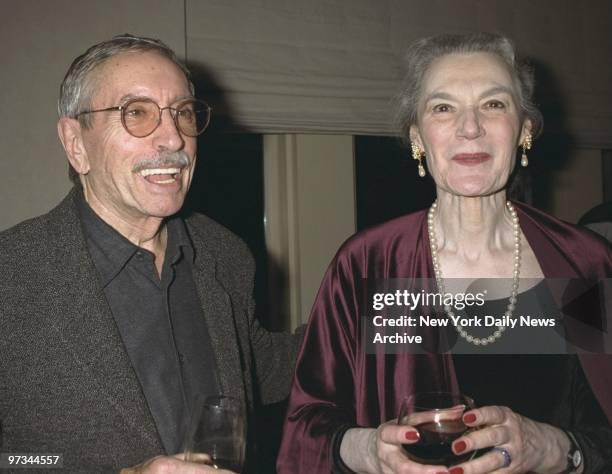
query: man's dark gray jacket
0 188 299 472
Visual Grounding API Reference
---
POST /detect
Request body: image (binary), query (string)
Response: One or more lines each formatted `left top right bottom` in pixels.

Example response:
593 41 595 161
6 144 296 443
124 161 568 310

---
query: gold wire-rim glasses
75 97 212 138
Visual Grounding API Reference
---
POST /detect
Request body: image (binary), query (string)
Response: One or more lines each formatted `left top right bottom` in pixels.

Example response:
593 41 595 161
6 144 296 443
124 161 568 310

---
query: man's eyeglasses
75 98 212 138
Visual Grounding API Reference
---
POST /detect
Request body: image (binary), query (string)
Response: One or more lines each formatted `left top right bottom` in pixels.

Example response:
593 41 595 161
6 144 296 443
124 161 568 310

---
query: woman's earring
411 142 426 177
521 134 532 167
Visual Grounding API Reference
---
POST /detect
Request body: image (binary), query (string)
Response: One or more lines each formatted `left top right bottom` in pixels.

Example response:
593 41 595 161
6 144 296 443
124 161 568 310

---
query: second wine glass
183 395 246 472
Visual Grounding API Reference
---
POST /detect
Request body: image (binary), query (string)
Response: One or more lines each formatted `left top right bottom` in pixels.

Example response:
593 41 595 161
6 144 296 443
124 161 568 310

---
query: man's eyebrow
171 94 196 103
116 93 196 104
117 93 148 103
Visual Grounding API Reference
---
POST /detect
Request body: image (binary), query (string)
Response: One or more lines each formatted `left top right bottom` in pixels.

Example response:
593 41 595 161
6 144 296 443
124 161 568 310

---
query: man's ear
57 117 90 175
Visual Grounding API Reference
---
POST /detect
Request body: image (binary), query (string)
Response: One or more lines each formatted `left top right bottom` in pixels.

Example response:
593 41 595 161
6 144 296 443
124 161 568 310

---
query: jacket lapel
45 190 162 451
187 223 246 407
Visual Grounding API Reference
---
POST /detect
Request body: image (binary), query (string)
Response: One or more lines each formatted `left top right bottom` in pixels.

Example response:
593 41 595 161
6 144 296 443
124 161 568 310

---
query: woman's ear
57 117 91 175
520 119 533 143
409 125 423 148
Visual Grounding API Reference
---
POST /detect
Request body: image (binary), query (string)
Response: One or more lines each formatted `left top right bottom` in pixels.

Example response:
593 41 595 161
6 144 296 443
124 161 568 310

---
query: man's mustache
132 151 190 173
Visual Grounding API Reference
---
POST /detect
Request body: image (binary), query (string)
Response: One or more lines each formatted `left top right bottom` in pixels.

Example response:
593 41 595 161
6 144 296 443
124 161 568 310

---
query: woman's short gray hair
58 33 195 128
395 32 543 143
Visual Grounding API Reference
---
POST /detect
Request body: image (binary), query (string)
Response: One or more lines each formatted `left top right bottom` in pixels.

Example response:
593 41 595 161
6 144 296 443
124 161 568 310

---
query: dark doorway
355 135 436 230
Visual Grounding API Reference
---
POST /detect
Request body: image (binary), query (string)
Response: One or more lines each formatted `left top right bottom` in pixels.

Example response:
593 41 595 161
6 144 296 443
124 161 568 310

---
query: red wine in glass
183 395 246 473
398 392 475 466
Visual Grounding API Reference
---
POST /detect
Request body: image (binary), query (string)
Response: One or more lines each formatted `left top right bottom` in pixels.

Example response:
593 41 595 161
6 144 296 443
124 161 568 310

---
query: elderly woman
277 33 612 474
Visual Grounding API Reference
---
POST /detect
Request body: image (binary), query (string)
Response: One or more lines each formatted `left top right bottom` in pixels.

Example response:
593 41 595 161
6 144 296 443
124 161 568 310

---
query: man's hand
120 453 237 473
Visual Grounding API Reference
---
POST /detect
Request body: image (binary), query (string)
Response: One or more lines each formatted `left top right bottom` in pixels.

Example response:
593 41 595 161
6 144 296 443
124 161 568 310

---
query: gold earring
411 142 426 177
521 134 532 167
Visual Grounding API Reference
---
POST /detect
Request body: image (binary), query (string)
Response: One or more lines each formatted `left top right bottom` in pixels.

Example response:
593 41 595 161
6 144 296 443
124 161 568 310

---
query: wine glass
183 395 246 472
398 391 476 466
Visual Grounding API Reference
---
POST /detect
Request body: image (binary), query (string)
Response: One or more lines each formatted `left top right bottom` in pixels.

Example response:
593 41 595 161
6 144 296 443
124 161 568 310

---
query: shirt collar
76 193 194 286
165 214 195 265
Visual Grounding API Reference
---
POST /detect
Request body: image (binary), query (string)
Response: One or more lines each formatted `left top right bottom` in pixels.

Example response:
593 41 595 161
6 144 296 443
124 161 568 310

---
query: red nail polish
453 440 467 453
436 472 447 474
449 468 464 474
405 430 419 441
463 413 477 423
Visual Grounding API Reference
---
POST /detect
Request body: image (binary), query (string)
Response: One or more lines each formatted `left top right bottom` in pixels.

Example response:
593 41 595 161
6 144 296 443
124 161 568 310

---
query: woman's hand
340 423 448 474
447 406 574 474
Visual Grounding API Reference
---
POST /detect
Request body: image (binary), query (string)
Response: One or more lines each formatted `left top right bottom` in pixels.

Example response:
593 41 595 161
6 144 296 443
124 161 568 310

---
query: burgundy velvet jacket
277 202 612 473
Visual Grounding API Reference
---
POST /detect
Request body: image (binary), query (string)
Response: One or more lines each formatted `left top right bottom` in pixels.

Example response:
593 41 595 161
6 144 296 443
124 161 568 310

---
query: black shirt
453 282 612 473
77 197 219 454
332 282 612 472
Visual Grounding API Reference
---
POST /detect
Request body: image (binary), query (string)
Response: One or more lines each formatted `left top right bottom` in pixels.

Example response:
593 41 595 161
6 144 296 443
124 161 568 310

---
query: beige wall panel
263 134 355 329
0 0 185 230
547 148 603 223
294 135 355 324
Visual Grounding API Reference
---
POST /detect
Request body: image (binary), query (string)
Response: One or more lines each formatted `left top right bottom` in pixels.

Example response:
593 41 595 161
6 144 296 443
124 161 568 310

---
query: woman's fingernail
463 413 477 423
453 440 467 453
436 472 448 474
405 430 419 441
449 468 464 474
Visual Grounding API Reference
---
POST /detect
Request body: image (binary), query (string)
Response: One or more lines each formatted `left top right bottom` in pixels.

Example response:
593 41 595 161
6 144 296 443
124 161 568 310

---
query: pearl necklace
427 201 521 346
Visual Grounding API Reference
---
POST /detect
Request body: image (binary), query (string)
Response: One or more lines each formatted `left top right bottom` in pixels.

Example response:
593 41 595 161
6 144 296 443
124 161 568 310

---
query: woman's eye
433 104 452 113
485 100 506 109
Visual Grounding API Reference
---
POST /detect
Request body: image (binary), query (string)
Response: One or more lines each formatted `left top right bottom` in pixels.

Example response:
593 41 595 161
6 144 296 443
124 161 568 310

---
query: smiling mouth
138 167 182 184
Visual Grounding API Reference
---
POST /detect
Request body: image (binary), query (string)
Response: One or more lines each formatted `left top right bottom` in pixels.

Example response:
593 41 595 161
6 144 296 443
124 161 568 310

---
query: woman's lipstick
451 153 491 166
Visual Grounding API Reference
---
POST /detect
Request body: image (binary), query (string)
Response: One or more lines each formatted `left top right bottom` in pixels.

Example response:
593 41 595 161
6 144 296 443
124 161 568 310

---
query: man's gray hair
395 32 543 143
58 33 195 128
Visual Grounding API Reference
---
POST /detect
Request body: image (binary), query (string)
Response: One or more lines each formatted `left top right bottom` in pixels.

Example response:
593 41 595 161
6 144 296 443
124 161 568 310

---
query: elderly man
0 34 300 472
